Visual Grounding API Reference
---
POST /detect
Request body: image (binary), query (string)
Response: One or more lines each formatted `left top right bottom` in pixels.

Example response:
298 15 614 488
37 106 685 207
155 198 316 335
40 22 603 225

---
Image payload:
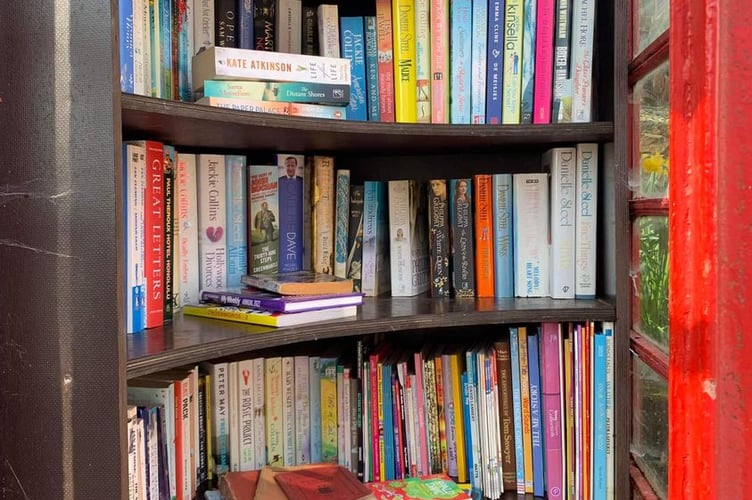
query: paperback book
241 270 355 295
183 303 358 327
200 288 364 312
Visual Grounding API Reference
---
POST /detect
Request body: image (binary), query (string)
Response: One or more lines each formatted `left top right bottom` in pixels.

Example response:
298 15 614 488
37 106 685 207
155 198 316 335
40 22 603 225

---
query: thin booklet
200 288 365 313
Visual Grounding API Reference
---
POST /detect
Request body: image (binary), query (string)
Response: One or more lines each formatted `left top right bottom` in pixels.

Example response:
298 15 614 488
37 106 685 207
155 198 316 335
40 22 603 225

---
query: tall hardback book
427 179 451 297
575 143 598 298
277 154 305 273
249 165 279 274
545 148 577 299
312 156 335 274
513 173 550 297
388 179 430 296
449 178 475 297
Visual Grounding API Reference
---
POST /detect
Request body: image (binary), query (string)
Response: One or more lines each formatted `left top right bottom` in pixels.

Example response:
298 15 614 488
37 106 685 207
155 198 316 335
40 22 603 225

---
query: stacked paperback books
183 271 362 327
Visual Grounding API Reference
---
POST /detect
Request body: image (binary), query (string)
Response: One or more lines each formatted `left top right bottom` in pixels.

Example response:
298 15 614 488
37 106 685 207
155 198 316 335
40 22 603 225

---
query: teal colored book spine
509 327 525 493
593 331 608 500
309 357 323 463
341 17 368 121
450 0 472 123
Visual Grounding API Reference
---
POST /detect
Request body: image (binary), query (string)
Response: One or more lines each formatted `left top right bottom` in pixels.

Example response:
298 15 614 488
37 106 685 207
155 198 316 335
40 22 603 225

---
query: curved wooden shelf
120 94 614 154
126 296 615 378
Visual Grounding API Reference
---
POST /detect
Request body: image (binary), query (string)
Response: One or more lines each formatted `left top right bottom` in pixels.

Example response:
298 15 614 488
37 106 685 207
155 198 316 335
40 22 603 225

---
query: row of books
126 321 614 500
117 0 597 124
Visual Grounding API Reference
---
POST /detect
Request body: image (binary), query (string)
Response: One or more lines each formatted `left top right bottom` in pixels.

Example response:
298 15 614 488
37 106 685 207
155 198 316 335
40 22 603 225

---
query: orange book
518 326 534 493
273 463 374 500
473 175 495 297
220 470 260 500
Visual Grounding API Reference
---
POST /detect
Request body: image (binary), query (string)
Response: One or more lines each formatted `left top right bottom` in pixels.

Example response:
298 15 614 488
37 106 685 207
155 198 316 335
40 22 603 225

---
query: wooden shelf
120 94 615 154
126 296 615 378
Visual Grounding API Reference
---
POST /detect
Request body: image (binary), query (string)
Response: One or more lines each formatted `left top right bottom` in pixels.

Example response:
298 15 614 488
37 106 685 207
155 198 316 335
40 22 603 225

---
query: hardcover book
200 80 351 105
545 147 577 299
427 179 451 297
241 270 355 295
200 288 364 312
277 154 305 273
249 165 279 274
575 143 598 298
388 179 430 296
259 464 374 500
513 173 550 297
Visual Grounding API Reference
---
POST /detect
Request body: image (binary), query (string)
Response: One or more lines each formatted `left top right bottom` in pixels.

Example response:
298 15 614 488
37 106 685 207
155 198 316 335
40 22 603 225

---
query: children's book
366 474 471 499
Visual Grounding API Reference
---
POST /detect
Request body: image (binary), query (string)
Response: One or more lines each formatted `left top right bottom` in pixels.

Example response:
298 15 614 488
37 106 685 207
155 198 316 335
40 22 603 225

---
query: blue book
461 371 473 484
176 0 193 101
450 0 473 124
341 17 368 121
225 155 248 287
520 0 537 123
364 16 380 121
471 0 488 123
159 0 172 99
309 356 323 463
382 363 395 479
118 0 134 93
465 351 482 499
527 332 544 497
486 0 504 123
277 154 304 272
509 327 525 493
492 174 514 297
593 331 608 500
238 0 254 49
362 181 391 297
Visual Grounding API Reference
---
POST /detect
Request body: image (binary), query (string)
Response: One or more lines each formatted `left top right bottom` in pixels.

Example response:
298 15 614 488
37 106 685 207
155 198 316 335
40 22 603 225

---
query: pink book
540 323 565 499
375 0 396 122
414 351 430 476
430 0 449 123
533 0 556 124
370 350 383 481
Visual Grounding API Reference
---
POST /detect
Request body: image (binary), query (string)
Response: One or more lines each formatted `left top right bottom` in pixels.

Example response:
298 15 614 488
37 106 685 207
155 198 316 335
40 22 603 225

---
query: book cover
312 156 336 274
200 80 351 105
253 0 275 51
273 464 375 500
492 339 517 492
266 357 284 466
520 0 537 124
215 0 238 48
334 169 351 278
415 0 431 123
391 0 417 123
575 143 598 298
502 0 524 124
362 181 391 296
191 46 351 89
198 154 227 293
368 473 472 499
449 179 475 298
533 0 555 123
341 17 368 121
473 174 495 297
303 156 313 271
163 145 176 323
470 0 487 124
275 0 302 54
545 147 577 298
317 4 340 57
513 173 550 297
277 154 305 273
427 179 451 297
320 357 339 463
226 155 248 288
195 96 347 119
249 164 279 274
430 0 449 123
375 0 396 122
347 185 365 292
241 270 355 295
485 0 504 124
364 17 381 121
388 179 430 297
200 288 364 313
183 303 358 327
302 6 318 55
492 173 514 298
450 0 472 124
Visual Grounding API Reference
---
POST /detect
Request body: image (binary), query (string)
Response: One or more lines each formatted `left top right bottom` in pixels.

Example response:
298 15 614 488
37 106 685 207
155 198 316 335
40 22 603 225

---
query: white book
388 179 430 296
125 144 146 334
544 147 577 299
317 4 340 57
200 361 230 476
228 362 240 471
132 0 145 95
575 143 598 298
571 0 596 122
197 154 227 292
276 0 303 53
282 356 296 466
513 173 550 297
237 358 255 471
193 0 214 55
176 153 200 306
294 356 311 464
179 373 193 498
265 357 284 466
252 358 266 469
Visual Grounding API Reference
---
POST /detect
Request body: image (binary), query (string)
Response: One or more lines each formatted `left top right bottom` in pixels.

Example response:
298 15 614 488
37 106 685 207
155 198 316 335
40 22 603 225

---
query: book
317 4 340 58
391 0 417 123
334 169 352 278
575 143 598 298
276 0 302 54
545 147 577 299
183 303 358 327
341 17 368 121
388 179 430 297
219 470 260 500
375 0 396 122
347 185 365 292
449 0 472 124
312 156 336 274
449 178 475 297
277 154 305 273
513 173 550 297
241 270 355 295
200 288 364 312
427 179 451 297
197 153 228 293
199 80 351 105
196 96 347 120
226 155 248 288
273 464 375 500
253 0 275 51
249 164 279 274
366 474 471 499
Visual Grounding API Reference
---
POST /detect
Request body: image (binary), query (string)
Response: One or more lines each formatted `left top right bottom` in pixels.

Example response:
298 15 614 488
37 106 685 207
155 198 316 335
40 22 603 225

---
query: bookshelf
1 0 628 499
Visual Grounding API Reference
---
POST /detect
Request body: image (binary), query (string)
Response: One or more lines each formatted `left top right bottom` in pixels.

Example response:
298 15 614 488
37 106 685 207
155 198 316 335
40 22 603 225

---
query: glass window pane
631 216 669 350
630 62 669 199
633 0 669 56
631 355 668 499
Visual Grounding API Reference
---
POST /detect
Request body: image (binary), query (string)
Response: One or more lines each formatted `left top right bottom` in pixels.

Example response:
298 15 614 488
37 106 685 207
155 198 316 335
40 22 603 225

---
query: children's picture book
183 304 358 327
366 474 472 499
200 288 365 313
242 270 355 295
272 463 375 500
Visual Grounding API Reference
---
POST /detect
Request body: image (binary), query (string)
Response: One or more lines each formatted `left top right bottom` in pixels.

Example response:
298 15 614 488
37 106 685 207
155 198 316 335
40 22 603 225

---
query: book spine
370 353 383 479
465 353 482 498
302 6 318 55
471 0 488 124
211 363 230 476
177 153 200 306
317 4 340 57
592 330 608 500
303 156 313 271
362 181 389 296
450 178 475 297
308 356 322 463
215 0 237 47
415 0 431 123
276 0 302 53
265 356 284 466
225 155 248 288
347 185 365 292
132 0 145 96
176 0 193 101
575 143 598 298
141 0 152 96
533 0 555 123
196 374 209 493
237 0 253 49
518 323 533 489
159 0 173 99
413 353 429 476
253 0 275 51
430 0 450 123
249 164 279 274
312 156 335 274
251 358 266 469
494 339 517 492
571 0 595 122
450 0 472 124
201 79 351 104
492 173 514 297
552 0 572 122
228 362 240 472
338 366 348 467
502 0 524 124
277 154 305 273
428 179 451 297
197 96 347 119
540 323 565 499
124 144 146 334
163 145 176 323
423 358 441 474
442 354 458 478
282 356 296 466
119 0 135 93
392 0 417 123
520 0 537 124
389 180 412 296
450 354 467 483
509 328 525 493
150 0 162 98
434 356 448 474
193 0 214 54
564 330 575 499
546 148 577 298
473 174 495 297
320 357 339 463
513 173 550 297
237 358 255 471
604 323 615 500
198 154 227 292
334 169 351 278
143 141 165 328
375 0 396 122
364 16 381 121
486 0 504 124
528 333 545 496
341 17 368 121
294 355 311 464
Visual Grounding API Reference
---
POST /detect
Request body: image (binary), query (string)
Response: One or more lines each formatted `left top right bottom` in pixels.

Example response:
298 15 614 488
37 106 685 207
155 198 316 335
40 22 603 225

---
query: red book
273 464 375 500
366 474 471 499
219 470 260 500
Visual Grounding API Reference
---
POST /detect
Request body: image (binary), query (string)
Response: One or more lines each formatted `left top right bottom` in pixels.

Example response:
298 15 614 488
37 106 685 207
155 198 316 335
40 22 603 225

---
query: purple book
540 322 565 499
199 288 364 313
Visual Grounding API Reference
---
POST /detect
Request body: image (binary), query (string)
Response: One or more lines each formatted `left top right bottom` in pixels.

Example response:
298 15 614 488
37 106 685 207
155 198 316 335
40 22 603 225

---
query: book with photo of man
249 165 279 274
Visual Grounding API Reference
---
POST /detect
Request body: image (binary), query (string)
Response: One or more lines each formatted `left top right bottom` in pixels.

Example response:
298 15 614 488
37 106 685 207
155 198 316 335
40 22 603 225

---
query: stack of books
192 47 351 120
183 271 362 328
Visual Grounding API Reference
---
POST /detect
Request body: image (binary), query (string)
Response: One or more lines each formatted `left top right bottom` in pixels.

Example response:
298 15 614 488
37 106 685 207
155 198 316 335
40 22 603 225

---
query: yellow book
450 352 467 483
320 357 339 463
377 360 386 480
502 0 524 124
391 0 417 123
203 373 215 486
312 156 335 274
518 326 533 493
182 303 357 328
266 357 284 466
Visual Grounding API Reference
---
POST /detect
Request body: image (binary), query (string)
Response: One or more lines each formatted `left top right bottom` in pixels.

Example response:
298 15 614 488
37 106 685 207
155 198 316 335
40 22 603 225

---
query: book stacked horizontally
191 46 351 120
183 271 362 328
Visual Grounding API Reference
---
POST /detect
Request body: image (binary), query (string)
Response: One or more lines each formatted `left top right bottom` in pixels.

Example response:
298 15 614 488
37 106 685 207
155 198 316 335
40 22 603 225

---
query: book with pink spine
533 0 555 123
540 322 565 499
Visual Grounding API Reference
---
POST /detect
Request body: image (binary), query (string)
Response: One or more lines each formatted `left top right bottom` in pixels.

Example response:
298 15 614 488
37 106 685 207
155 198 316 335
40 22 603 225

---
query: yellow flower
642 152 666 174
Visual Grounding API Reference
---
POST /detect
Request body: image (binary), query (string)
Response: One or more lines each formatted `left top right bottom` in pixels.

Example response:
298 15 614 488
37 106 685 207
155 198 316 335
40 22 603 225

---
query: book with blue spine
176 0 194 101
471 0 488 123
520 0 537 123
226 155 248 287
450 0 472 124
362 181 391 297
334 169 351 278
382 363 395 479
238 0 254 49
509 327 525 493
149 0 161 97
119 0 134 93
593 330 608 500
364 16 381 121
527 332 544 497
277 154 305 273
492 174 514 297
341 17 368 121
486 0 504 124
200 80 351 104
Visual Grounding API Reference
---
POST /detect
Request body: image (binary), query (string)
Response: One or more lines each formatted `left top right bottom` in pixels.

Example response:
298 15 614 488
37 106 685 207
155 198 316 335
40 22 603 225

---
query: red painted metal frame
630 463 661 500
630 329 669 380
669 0 752 497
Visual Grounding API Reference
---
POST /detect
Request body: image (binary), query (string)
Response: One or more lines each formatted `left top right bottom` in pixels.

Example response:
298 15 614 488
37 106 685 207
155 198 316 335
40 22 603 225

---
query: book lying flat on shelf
200 288 365 313
270 463 375 500
366 474 472 499
242 270 355 295
183 304 358 327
